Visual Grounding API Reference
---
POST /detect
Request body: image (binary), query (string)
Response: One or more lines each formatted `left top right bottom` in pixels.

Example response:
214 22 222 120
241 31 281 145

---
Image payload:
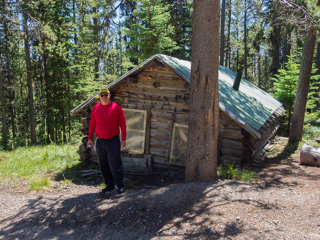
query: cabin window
122 108 147 154
170 123 188 166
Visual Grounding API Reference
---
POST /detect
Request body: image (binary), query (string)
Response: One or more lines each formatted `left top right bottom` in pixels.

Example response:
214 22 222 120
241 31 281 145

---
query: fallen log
300 144 320 167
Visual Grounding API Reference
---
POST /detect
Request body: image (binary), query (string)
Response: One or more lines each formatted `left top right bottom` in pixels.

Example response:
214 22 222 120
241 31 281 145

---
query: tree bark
289 31 317 143
283 26 291 69
0 64 8 149
93 7 100 81
220 0 225 66
22 1 37 144
3 0 15 140
315 39 320 111
225 0 231 68
186 0 220 182
244 0 248 79
271 26 280 77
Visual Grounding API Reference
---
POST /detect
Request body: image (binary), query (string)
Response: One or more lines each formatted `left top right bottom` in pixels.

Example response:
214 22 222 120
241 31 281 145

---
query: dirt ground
0 140 319 240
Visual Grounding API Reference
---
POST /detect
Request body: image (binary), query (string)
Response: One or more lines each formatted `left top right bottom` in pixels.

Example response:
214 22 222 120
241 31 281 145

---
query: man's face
99 92 110 105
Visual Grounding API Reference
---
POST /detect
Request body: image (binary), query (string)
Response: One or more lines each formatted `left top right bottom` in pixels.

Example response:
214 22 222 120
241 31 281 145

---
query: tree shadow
278 141 299 160
0 180 279 240
256 140 319 190
2 137 320 239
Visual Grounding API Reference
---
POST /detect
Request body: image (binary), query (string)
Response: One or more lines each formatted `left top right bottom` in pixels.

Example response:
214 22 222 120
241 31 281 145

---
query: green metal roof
157 54 283 135
71 54 283 137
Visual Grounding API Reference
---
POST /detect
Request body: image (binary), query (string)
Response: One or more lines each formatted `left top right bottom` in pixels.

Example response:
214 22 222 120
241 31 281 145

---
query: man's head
99 88 111 105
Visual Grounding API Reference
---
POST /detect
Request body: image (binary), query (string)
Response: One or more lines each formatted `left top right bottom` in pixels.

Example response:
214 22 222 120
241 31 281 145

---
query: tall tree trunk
225 0 231 68
43 36 52 141
0 64 8 149
22 2 37 144
236 27 239 70
283 26 291 69
73 0 78 47
186 0 220 182
220 0 225 66
289 32 317 143
3 0 15 140
315 40 320 111
93 7 100 81
271 26 281 76
258 45 261 88
244 0 248 79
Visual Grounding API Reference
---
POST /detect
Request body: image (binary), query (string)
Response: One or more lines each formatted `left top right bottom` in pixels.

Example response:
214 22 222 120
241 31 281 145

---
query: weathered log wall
113 63 190 167
76 61 272 170
218 112 257 166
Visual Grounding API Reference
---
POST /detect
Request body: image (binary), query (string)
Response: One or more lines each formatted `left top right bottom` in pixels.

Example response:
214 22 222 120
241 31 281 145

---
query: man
87 88 126 194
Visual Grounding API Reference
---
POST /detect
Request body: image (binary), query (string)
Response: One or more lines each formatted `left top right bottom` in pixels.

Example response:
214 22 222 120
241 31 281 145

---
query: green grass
217 165 258 182
0 144 81 190
29 177 51 192
302 112 320 146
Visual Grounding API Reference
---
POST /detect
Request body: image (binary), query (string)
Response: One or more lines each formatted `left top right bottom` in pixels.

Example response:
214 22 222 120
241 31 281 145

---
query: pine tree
124 0 178 61
272 55 300 134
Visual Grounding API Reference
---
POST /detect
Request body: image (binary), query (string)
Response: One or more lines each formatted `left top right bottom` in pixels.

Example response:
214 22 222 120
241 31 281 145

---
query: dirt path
0 151 319 240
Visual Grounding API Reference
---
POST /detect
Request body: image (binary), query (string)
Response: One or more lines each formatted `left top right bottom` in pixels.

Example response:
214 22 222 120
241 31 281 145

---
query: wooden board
221 147 243 157
219 129 243 140
220 156 242 166
122 157 150 172
221 139 244 150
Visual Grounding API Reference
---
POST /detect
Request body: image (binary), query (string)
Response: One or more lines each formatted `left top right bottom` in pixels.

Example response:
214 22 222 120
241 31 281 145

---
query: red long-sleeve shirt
88 102 126 141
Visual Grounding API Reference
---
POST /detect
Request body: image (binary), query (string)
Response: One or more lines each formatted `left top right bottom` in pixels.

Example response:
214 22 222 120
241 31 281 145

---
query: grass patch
0 144 81 190
99 183 106 190
217 165 257 182
29 177 51 192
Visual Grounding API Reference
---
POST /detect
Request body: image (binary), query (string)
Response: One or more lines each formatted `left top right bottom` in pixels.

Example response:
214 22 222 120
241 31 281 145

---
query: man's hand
121 140 126 148
87 139 93 149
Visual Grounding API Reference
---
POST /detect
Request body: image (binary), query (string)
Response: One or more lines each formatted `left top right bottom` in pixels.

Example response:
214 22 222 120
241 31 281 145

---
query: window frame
169 123 188 166
122 108 147 154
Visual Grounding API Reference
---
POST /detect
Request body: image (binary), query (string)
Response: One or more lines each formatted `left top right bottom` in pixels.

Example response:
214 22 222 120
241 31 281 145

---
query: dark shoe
102 185 115 193
117 187 125 194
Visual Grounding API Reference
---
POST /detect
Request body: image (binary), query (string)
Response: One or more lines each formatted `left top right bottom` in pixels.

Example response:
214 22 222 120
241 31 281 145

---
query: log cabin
70 54 284 172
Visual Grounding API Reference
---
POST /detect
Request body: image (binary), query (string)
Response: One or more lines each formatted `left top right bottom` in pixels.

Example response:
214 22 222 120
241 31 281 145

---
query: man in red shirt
87 88 126 194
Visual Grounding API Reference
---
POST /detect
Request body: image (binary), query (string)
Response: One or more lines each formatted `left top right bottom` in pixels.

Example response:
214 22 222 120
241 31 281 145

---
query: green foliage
0 144 80 190
271 51 320 135
303 114 320 140
271 55 300 133
29 177 51 192
124 0 179 61
165 0 193 60
217 165 258 182
1 0 320 152
272 55 299 112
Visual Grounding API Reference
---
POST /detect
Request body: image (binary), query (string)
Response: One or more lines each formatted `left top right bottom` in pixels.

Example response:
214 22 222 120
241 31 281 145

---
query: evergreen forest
1 0 320 149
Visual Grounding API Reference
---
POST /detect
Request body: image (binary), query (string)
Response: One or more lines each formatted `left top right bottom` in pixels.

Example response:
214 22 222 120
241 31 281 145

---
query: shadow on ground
2 138 320 239
256 140 319 189
0 179 278 240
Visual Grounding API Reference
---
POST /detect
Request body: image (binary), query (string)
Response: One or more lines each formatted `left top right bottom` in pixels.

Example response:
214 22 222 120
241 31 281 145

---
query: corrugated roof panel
157 55 282 131
218 66 281 117
157 54 191 81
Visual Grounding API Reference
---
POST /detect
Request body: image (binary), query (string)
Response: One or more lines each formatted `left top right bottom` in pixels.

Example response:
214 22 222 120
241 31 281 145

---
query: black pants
96 135 124 189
